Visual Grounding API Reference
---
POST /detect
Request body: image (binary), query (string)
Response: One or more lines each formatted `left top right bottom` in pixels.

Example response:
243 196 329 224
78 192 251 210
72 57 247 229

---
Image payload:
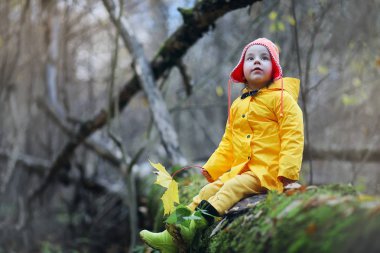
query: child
140 38 304 252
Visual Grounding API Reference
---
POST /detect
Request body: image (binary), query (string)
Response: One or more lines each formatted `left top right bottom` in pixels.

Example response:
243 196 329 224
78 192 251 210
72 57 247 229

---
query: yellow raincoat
203 77 304 192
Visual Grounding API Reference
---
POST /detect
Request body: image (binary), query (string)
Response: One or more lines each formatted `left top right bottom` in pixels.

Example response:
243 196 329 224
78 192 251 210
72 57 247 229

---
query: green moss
177 7 194 18
194 184 380 253
147 173 379 253
179 174 207 205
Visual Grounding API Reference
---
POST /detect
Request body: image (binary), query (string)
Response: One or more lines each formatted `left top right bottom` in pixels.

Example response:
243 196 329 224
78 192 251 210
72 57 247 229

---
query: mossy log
147 174 380 253
190 184 380 253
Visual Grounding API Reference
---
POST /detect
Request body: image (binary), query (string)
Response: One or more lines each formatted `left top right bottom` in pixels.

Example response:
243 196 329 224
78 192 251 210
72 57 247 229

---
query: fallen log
192 184 380 253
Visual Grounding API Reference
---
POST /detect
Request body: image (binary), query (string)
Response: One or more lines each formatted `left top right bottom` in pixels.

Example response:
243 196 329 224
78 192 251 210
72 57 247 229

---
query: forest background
0 0 379 252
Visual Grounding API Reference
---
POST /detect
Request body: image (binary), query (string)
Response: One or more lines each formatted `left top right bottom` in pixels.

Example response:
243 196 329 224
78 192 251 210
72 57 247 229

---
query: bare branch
44 7 65 117
177 60 193 96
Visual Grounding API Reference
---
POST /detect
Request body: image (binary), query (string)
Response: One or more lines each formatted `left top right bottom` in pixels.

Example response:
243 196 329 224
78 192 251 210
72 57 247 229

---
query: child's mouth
252 68 262 73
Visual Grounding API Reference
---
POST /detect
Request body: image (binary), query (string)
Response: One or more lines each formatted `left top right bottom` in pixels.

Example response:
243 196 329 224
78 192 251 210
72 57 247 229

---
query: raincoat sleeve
202 113 234 181
275 92 304 181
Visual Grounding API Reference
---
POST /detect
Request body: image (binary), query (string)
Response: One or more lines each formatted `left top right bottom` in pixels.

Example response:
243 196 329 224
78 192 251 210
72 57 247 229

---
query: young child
140 38 304 252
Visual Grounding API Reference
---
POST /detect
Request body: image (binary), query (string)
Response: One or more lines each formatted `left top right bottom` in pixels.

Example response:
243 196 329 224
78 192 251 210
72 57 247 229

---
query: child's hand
202 169 214 183
278 176 296 187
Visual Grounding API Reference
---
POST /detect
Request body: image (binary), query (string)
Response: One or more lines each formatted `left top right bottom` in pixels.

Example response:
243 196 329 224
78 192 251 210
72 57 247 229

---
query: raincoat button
242 114 245 118
247 135 250 138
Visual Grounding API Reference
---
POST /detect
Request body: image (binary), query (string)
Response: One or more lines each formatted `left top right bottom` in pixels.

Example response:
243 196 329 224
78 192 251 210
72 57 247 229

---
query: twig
177 60 193 97
305 73 330 95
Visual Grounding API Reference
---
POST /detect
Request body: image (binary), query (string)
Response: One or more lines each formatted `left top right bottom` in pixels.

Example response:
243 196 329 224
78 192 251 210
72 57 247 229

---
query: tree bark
45 11 64 117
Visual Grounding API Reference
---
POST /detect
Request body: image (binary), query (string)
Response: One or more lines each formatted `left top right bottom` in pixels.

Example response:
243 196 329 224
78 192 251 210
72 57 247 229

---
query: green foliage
179 174 207 205
269 11 278 20
165 204 193 228
341 93 358 106
286 15 296 26
148 172 207 231
40 241 85 253
317 65 329 75
353 176 367 193
268 11 293 33
215 85 224 97
269 21 285 32
40 242 62 253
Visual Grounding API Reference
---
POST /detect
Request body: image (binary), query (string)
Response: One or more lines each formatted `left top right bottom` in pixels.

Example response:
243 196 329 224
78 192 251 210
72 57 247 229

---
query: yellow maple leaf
161 180 180 214
149 160 172 188
149 160 180 214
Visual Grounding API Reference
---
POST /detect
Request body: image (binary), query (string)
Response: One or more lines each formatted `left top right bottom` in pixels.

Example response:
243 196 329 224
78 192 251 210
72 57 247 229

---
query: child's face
243 45 273 90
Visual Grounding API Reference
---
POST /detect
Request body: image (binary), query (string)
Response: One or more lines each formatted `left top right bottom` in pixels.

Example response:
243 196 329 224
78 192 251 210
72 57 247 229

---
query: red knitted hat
230 37 282 83
227 38 285 121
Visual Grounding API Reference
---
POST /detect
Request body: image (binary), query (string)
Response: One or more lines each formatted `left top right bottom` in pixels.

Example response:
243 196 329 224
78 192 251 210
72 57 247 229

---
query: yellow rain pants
188 170 267 215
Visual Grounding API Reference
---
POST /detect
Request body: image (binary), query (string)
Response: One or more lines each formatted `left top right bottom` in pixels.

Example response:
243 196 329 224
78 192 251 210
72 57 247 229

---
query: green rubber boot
140 201 219 252
166 216 207 252
139 229 177 253
167 200 219 252
139 214 207 253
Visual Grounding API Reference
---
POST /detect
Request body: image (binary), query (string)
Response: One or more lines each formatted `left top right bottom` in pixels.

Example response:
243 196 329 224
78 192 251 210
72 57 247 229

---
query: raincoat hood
266 77 300 101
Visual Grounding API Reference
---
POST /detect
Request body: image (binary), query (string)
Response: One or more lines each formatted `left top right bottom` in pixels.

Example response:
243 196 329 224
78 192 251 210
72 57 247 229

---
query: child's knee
199 180 223 199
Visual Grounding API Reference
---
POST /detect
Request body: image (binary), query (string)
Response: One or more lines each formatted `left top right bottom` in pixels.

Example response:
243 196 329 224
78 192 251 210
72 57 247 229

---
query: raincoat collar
242 77 300 101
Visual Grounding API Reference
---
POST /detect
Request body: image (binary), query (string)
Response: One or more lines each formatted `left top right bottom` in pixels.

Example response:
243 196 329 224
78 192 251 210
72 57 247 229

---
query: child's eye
262 56 269 60
247 57 254 61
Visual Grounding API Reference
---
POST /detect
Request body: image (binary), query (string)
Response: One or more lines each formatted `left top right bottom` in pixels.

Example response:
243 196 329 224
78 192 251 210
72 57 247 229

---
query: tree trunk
103 0 187 166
